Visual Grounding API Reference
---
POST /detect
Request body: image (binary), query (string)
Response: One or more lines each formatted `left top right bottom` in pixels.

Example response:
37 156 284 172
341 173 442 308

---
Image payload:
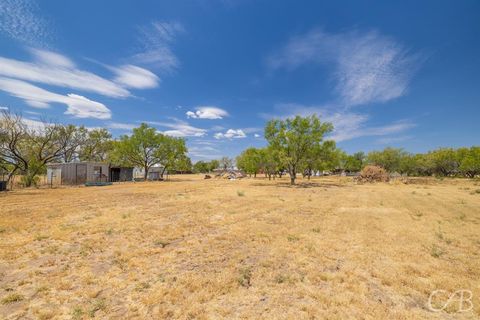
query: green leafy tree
427 148 459 176
236 148 262 177
458 146 480 178
367 148 409 173
258 147 280 180
265 115 333 185
193 161 209 173
343 152 365 173
302 140 338 178
79 128 112 162
208 159 219 172
170 154 192 173
112 123 188 180
193 159 220 173
412 153 433 176
398 153 417 176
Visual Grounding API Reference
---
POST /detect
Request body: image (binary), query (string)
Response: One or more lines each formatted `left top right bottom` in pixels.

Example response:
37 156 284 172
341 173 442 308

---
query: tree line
2 111 479 188
0 111 189 187
235 115 480 184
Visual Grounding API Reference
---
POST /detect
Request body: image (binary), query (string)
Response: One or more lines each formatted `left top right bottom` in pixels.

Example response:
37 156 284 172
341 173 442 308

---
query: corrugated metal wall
47 162 110 185
119 168 133 181
86 163 109 182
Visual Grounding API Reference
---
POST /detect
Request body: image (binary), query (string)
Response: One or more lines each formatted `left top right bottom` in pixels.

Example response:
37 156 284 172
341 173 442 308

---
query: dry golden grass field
1 175 479 319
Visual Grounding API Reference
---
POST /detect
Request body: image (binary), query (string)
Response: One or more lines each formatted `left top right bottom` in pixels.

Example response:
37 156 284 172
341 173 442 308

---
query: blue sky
0 0 479 161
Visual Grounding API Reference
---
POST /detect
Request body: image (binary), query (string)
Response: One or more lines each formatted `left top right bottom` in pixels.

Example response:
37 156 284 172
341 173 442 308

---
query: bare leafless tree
0 111 86 188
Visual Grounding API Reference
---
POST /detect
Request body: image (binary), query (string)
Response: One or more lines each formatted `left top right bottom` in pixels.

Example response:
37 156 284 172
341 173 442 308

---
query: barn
47 162 109 185
47 162 134 185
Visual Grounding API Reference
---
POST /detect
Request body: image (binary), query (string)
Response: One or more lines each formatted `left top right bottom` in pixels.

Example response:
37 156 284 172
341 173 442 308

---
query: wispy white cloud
189 150 222 160
267 103 415 142
0 49 131 98
268 29 422 107
106 122 137 131
214 129 247 139
376 135 412 145
133 21 183 71
145 119 207 137
330 120 415 142
241 127 262 134
254 133 261 138
21 117 46 131
0 0 51 47
188 141 222 159
210 125 225 131
111 64 160 89
0 106 9 110
0 77 111 119
24 110 40 115
31 48 75 68
186 106 229 119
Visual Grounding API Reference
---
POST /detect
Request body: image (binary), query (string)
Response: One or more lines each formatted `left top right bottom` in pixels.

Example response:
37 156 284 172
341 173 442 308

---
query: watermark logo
428 289 473 313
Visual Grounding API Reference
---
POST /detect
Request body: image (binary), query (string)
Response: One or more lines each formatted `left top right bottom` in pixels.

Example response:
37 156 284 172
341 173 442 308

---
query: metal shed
47 162 110 185
133 166 165 181
110 166 134 182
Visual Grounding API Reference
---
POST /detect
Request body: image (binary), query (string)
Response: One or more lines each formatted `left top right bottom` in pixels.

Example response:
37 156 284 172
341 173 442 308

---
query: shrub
357 165 389 183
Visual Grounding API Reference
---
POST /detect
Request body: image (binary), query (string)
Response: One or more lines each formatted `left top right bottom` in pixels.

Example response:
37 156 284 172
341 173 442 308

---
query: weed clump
356 166 389 183
88 299 106 317
154 240 170 248
2 293 24 304
238 267 252 288
430 244 444 258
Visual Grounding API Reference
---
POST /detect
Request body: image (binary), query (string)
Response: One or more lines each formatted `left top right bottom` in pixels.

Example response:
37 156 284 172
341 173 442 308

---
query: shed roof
47 161 108 167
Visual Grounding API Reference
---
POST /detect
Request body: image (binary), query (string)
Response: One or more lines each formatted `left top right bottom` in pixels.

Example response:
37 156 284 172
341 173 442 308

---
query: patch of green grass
0 227 6 233
237 267 252 288
105 228 113 235
414 211 423 218
112 254 129 270
237 190 245 197
35 234 49 241
135 281 151 291
88 299 106 318
287 235 300 242
1 293 24 304
154 240 170 248
435 227 444 241
430 244 444 258
311 228 321 233
71 307 84 320
274 274 288 284
35 286 50 295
